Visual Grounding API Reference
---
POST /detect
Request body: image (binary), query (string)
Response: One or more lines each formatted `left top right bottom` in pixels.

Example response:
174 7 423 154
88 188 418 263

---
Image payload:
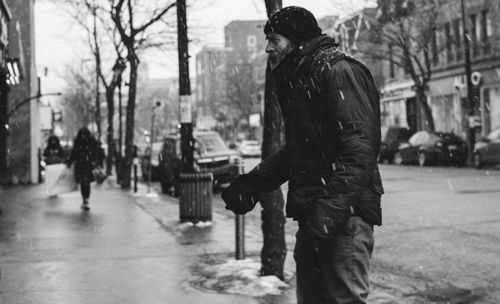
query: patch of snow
199 258 289 297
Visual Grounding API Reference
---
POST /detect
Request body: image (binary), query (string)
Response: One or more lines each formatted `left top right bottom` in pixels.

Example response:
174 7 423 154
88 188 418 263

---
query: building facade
0 0 39 184
195 20 267 141
379 0 500 140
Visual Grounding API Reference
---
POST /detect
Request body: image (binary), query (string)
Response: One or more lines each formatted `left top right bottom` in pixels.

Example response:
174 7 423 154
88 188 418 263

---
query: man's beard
269 55 280 70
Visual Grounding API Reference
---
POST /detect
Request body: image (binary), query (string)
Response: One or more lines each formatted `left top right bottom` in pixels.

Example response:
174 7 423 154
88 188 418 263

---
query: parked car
378 126 412 164
158 130 241 195
238 140 261 158
393 130 468 167
140 142 163 181
474 128 500 168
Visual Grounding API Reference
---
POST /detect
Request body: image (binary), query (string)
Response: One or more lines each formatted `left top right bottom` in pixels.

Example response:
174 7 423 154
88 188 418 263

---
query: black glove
222 176 258 215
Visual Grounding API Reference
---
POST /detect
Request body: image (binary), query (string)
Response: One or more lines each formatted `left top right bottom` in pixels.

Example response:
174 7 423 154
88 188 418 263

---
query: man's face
265 33 295 70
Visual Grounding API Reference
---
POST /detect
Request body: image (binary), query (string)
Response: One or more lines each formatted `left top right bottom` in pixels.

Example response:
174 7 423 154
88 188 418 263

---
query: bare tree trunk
121 53 138 189
105 86 115 175
260 0 286 280
416 85 435 132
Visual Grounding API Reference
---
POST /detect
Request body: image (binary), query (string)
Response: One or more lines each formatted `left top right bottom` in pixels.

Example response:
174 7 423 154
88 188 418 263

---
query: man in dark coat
222 6 384 304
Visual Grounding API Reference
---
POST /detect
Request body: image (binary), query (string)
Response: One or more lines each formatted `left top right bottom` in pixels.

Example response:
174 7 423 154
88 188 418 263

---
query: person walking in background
67 127 105 211
43 135 66 165
222 6 384 303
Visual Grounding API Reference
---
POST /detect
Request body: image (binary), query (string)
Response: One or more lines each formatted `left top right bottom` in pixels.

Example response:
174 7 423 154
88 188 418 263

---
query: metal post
133 162 138 193
176 0 194 173
235 158 245 260
235 215 245 260
147 108 156 193
461 0 475 164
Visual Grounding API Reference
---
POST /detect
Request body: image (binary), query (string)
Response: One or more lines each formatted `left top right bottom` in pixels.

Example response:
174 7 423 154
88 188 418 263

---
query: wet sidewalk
0 180 263 304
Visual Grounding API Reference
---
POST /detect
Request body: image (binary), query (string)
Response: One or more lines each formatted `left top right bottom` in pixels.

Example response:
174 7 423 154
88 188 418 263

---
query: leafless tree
362 0 444 131
110 0 177 188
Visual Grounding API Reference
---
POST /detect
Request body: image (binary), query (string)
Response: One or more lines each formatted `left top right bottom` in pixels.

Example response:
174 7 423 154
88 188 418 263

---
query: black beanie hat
264 6 323 45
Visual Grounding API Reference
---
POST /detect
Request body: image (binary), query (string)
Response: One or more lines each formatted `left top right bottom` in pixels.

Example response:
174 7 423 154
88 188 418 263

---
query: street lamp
147 100 162 193
7 92 62 119
112 57 127 183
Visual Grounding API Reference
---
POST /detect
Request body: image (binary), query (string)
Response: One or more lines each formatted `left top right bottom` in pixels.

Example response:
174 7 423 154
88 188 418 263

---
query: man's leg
294 229 328 304
295 216 374 304
321 216 374 303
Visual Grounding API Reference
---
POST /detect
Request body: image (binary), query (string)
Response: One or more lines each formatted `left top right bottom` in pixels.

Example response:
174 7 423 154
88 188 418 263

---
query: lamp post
177 0 194 173
0 91 62 170
147 101 161 193
112 57 127 183
461 0 476 164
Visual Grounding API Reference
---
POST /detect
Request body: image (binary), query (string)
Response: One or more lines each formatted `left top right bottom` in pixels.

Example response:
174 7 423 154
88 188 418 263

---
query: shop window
482 88 491 135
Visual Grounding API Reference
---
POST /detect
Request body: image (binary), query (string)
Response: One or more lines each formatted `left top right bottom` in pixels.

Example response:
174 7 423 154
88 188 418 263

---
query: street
1 162 499 303
237 159 500 303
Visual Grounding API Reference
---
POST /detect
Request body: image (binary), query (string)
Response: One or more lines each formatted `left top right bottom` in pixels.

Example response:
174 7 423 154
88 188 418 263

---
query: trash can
179 172 213 223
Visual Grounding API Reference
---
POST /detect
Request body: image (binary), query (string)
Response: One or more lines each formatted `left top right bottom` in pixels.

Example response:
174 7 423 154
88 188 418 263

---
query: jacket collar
273 35 338 79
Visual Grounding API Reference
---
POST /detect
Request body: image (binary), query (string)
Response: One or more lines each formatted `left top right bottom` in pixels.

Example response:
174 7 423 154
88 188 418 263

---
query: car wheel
393 152 403 165
418 152 427 167
473 153 483 169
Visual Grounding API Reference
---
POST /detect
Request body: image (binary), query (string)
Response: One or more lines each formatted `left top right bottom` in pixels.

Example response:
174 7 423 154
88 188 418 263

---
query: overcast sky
35 0 375 89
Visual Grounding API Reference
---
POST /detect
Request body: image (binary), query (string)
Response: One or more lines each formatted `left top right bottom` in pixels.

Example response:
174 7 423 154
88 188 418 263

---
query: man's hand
221 177 258 215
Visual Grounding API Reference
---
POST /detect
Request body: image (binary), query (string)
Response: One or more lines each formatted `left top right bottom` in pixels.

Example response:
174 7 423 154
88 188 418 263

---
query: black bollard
234 158 245 260
133 163 138 193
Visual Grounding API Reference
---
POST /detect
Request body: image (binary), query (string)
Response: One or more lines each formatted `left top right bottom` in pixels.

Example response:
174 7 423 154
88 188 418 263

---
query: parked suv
158 130 241 195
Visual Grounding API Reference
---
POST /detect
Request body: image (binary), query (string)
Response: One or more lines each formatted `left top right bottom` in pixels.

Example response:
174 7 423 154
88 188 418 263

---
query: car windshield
196 133 228 152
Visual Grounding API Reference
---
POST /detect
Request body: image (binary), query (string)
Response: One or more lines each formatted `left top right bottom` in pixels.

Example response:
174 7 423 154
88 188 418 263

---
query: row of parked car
140 126 499 196
140 130 246 195
379 126 500 168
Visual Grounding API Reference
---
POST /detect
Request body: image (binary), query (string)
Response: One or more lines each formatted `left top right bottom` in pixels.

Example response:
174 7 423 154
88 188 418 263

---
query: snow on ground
190 256 291 297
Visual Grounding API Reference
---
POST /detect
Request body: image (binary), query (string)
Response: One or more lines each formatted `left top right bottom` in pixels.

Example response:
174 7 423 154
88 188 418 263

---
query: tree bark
121 52 138 189
260 0 286 280
415 84 435 132
105 86 115 175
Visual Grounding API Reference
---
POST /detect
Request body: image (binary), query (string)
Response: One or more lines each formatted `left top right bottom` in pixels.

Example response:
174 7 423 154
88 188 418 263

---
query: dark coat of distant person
67 128 105 184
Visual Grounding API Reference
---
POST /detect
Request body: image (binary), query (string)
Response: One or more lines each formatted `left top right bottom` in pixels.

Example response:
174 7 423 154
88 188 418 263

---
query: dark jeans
80 182 91 200
294 216 374 304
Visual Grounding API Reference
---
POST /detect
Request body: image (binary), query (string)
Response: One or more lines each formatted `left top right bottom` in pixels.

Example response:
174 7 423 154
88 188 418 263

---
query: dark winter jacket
67 138 105 184
223 36 384 239
43 136 66 165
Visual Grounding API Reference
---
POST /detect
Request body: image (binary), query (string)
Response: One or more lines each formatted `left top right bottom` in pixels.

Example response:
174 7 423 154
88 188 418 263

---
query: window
480 10 490 54
470 14 478 57
247 35 257 53
431 26 438 65
389 44 395 78
454 19 462 61
445 23 453 63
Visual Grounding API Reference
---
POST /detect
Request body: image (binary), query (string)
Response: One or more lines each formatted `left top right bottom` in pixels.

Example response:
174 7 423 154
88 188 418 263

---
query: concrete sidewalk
0 178 281 304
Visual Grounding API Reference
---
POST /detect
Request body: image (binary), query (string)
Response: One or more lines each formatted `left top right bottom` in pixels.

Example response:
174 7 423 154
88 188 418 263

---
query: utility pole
461 0 475 164
176 0 194 172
